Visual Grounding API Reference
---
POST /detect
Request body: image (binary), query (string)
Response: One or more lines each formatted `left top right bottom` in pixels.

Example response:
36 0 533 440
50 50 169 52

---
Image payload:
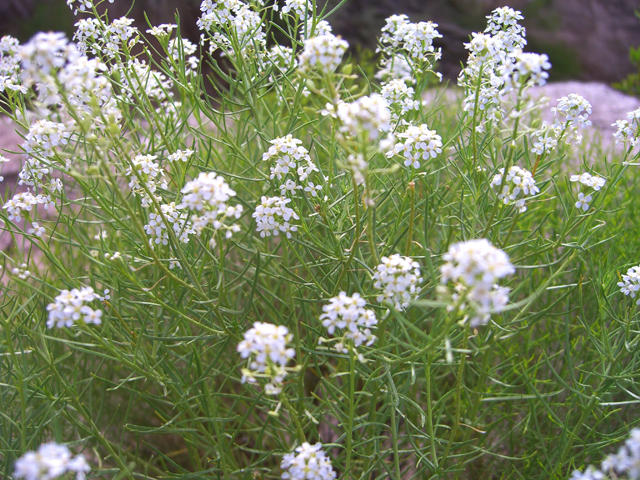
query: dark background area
0 0 639 83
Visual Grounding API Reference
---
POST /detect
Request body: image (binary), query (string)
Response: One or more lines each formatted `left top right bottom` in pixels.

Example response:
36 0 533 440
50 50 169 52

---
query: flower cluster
298 34 348 74
440 239 515 326
613 107 640 149
387 123 442 169
253 196 299 238
237 322 295 395
168 149 194 163
378 15 443 70
14 442 90 480
332 94 391 142
532 94 592 154
380 79 420 124
167 37 200 75
320 292 377 354
3 192 53 222
198 1 266 55
125 154 168 208
280 0 307 18
618 265 640 304
0 35 22 91
281 442 337 480
112 59 173 103
490 165 539 212
571 429 640 480
46 287 103 329
458 7 544 124
373 255 423 310
262 135 320 195
570 172 605 211
144 202 194 246
179 171 243 238
11 263 31 280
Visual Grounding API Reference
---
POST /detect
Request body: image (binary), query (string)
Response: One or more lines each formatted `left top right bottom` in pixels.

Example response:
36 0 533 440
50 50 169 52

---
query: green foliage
1 2 640 480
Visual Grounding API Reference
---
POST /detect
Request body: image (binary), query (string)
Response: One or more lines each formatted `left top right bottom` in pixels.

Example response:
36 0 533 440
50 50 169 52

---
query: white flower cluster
378 14 443 65
380 79 420 123
532 94 592 155
19 32 79 88
167 37 200 75
372 254 422 310
264 44 296 79
146 23 177 39
0 35 23 92
237 322 295 395
280 0 307 18
112 59 173 103
347 154 368 185
458 7 543 123
570 172 605 212
332 94 391 142
253 196 299 238
281 442 337 480
618 265 640 305
613 107 640 149
499 50 550 92
11 263 31 280
46 287 103 329
571 429 640 480
304 19 332 38
490 165 539 212
67 0 114 15
198 0 266 55
125 154 168 208
320 292 377 354
104 17 140 58
376 56 413 84
179 171 243 238
24 120 71 159
144 202 194 246
440 239 515 326
387 123 442 169
262 135 320 196
3 192 53 222
298 34 348 74
168 149 194 163
14 442 90 480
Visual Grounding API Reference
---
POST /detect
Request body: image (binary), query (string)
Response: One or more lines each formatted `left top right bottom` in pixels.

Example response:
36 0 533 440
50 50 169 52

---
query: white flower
168 149 194 163
28 222 45 237
575 192 592 211
281 0 307 18
387 123 442 169
601 428 640 479
179 171 243 237
144 202 195 245
14 442 90 480
320 292 377 353
335 94 391 142
252 196 299 238
440 239 515 326
46 287 102 329
373 255 423 310
11 263 31 280
281 442 337 480
3 192 53 222
569 172 606 191
237 322 295 395
125 154 168 207
490 165 539 212
262 135 319 194
618 265 640 304
298 34 348 74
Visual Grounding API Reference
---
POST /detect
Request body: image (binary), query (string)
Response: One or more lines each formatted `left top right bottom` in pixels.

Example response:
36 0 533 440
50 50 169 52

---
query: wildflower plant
1 2 640 480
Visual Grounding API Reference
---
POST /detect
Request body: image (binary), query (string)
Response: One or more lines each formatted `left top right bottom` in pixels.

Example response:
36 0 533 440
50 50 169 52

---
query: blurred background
0 0 639 86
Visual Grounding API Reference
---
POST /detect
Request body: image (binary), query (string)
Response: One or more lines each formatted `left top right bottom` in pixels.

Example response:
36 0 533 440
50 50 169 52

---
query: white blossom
46 287 103 329
320 292 377 353
298 34 348 74
490 165 539 212
335 94 391 142
440 239 515 326
252 196 299 238
373 254 422 310
14 442 90 480
387 123 442 168
237 322 295 395
281 442 337 480
168 149 194 163
618 265 640 305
